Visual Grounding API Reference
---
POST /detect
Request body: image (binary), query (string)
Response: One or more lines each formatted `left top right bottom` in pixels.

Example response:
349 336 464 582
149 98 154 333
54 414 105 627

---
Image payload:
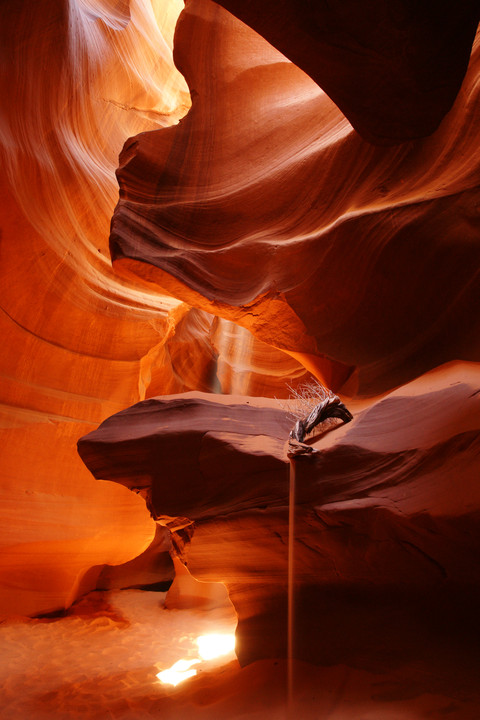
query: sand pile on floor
1 585 479 719
0 587 238 720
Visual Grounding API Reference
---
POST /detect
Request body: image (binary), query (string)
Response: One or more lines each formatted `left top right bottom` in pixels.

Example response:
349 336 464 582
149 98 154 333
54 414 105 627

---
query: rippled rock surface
111 0 480 395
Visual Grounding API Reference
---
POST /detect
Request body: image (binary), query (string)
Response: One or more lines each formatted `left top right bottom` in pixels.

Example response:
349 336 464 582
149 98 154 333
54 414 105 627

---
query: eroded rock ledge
78 362 480 668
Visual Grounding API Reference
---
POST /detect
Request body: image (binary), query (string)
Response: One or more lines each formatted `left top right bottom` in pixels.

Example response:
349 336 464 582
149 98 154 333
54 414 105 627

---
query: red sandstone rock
0 0 311 617
1 0 480 676
212 0 480 144
1 1 480 713
0 0 189 617
111 0 480 395
77 393 293 519
78 362 480 666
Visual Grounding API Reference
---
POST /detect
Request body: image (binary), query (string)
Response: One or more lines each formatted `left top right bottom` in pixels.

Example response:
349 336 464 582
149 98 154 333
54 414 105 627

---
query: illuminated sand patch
156 633 236 686
196 633 236 661
0 586 478 719
0 588 237 720
157 657 201 686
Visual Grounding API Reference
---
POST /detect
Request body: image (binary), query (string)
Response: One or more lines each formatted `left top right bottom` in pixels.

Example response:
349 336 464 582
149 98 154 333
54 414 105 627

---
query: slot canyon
1 0 480 718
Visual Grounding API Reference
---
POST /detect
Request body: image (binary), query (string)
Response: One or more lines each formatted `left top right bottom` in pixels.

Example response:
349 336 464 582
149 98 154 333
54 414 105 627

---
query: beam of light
196 633 236 660
156 658 200 686
215 318 253 394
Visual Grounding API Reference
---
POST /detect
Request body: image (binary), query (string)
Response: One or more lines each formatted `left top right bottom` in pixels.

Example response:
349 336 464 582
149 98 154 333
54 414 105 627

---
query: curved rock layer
0 0 190 617
78 362 480 667
0 0 314 616
111 0 480 395
213 0 480 144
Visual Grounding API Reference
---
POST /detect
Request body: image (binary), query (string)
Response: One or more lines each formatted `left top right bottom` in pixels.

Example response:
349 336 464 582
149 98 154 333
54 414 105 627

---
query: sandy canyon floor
1 585 480 720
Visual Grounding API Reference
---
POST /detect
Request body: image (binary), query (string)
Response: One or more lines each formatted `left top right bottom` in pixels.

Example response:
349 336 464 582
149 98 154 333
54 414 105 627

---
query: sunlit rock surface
0 0 190 617
150 310 314 398
111 0 480 395
0 0 313 616
1 0 480 696
78 362 480 668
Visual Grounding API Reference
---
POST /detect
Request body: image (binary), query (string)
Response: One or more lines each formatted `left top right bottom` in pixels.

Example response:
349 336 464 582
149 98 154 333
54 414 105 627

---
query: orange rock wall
0 0 187 616
0 0 309 616
1 0 480 621
112 0 480 395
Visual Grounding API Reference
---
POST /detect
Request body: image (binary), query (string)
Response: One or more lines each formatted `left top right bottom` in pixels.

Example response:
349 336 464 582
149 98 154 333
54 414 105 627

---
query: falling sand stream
285 389 353 717
287 456 296 718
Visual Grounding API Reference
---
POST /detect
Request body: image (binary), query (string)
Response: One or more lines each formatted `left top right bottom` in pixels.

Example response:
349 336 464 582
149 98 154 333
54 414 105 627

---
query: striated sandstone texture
0 0 311 616
0 0 187 617
0 0 180 617
111 0 480 396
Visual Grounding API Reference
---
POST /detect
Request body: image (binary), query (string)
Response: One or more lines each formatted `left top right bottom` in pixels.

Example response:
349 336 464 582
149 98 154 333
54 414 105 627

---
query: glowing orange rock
111 0 480 395
0 0 189 617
